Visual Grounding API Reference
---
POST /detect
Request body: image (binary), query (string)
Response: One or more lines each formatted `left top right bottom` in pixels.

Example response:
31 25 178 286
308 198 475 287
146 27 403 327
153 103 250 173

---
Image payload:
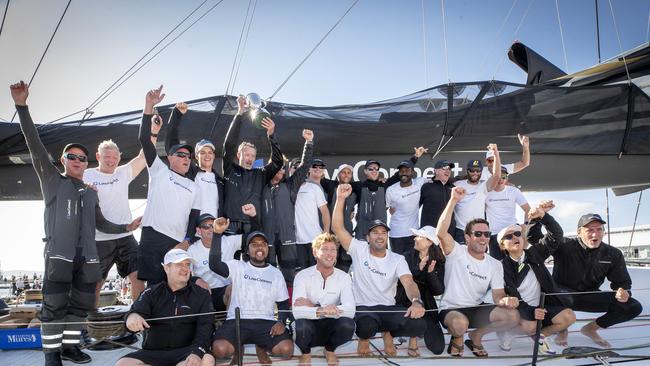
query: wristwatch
411 298 424 306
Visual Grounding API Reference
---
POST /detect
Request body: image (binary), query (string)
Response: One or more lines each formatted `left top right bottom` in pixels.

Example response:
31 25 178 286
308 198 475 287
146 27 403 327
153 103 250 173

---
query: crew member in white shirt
436 186 520 358
333 184 426 357
292 232 355 366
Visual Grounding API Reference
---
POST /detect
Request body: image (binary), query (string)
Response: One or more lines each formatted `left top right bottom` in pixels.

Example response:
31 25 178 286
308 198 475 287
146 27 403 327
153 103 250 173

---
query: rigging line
85 0 210 113
478 0 518 75
268 0 360 100
230 0 258 94
595 0 602 63
421 0 429 88
626 190 643 254
0 0 9 40
607 0 631 84
224 0 255 96
89 0 226 111
647 7 649 42
439 0 450 82
492 0 536 80
10 0 72 123
555 0 569 72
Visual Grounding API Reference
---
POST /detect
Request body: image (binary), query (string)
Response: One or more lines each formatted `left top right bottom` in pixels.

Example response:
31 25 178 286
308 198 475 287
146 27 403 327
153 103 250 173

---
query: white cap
337 164 353 173
162 249 194 265
486 149 495 159
497 224 523 243
410 226 440 245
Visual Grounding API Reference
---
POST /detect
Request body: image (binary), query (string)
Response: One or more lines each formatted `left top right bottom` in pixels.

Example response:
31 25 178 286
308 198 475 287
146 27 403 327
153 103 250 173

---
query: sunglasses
366 167 379 172
502 231 522 241
173 152 191 158
311 165 324 169
199 224 214 229
64 153 88 162
471 231 491 238
468 168 481 173
500 174 509 179
438 166 451 171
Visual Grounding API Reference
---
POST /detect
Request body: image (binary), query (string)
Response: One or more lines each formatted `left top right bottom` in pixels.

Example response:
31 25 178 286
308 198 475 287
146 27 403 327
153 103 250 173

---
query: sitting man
553 213 643 348
118 249 215 366
209 218 294 364
292 232 356 365
332 184 427 357
436 186 520 357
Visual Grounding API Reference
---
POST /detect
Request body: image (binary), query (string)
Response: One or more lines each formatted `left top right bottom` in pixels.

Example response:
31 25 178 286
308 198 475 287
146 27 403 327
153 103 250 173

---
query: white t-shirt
486 185 528 233
84 165 135 241
295 181 327 244
440 242 504 310
195 171 219 217
292 266 355 320
141 157 201 242
385 177 428 238
188 234 241 289
518 268 542 307
453 179 488 231
481 163 515 180
225 260 288 320
347 238 411 306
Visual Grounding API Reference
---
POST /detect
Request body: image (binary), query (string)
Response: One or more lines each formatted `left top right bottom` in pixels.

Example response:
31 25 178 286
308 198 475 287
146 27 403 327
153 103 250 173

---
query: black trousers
138 227 178 284
561 289 642 328
295 317 356 354
355 305 427 339
389 236 414 255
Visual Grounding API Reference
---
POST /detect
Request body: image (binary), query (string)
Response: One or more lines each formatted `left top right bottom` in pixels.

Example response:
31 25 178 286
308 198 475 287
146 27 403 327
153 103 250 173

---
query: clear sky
1 0 649 272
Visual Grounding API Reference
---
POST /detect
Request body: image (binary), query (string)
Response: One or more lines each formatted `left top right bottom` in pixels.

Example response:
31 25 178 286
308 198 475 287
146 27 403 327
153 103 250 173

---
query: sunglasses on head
173 152 191 158
502 231 522 241
199 224 213 229
64 153 88 162
471 231 491 238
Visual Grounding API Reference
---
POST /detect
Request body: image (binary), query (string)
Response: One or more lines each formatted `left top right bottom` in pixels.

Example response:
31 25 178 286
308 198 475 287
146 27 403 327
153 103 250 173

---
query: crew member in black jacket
500 202 575 354
118 249 214 366
553 213 643 348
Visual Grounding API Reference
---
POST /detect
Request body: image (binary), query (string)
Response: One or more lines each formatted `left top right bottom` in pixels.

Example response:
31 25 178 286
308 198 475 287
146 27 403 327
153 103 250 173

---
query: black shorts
354 305 410 331
97 235 138 279
213 319 291 351
121 346 194 366
519 305 567 328
138 227 178 283
439 303 497 329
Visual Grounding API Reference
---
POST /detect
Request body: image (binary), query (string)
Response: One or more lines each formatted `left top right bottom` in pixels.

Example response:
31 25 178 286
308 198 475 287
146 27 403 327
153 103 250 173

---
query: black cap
168 143 194 156
195 213 215 227
500 166 509 174
467 159 483 169
397 160 414 169
367 219 390 234
577 213 606 228
311 158 326 167
246 231 269 245
434 160 454 169
62 143 89 157
365 159 380 169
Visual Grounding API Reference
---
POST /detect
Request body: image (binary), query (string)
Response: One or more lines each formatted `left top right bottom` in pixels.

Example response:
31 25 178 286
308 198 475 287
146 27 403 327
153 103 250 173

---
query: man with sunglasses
485 166 530 260
138 86 202 285
452 144 501 244
165 102 224 219
11 81 141 366
419 160 456 236
436 186 520 357
483 134 530 179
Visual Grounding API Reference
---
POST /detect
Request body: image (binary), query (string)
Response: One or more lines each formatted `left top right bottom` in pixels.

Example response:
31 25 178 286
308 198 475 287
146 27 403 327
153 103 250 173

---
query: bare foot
554 329 569 347
407 336 420 357
357 339 372 356
324 349 339 365
256 345 272 365
467 330 483 348
298 353 311 366
581 322 611 348
382 331 397 356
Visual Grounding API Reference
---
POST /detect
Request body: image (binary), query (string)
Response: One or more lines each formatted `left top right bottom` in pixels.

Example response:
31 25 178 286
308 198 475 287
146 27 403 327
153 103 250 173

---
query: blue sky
1 0 649 271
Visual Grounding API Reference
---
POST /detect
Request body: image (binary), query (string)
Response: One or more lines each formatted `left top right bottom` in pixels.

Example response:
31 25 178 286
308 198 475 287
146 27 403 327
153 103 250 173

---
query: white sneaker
534 335 557 355
498 331 513 352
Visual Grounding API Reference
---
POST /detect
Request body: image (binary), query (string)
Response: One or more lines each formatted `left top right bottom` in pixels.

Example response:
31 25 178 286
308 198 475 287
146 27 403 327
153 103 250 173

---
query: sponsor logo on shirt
243 274 272 284
200 177 216 184
169 175 193 193
487 198 509 202
91 178 119 186
363 260 387 277
400 190 419 199
466 264 487 280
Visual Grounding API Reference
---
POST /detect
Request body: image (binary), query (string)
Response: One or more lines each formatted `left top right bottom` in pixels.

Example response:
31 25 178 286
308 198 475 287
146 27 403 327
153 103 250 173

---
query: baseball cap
434 160 454 169
246 231 269 245
367 219 390 234
62 143 89 157
397 160 414 169
311 158 326 167
162 249 194 265
500 166 509 174
486 150 495 159
577 213 606 228
168 143 193 156
195 139 215 153
410 226 439 245
497 224 522 243
195 213 215 227
365 159 381 169
289 157 301 169
467 159 483 169
337 163 353 173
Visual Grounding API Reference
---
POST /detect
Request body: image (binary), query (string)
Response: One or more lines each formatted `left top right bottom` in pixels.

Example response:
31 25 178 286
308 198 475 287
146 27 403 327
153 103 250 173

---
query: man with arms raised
292 232 356 365
332 184 426 357
553 213 643 347
483 134 530 178
436 186 519 357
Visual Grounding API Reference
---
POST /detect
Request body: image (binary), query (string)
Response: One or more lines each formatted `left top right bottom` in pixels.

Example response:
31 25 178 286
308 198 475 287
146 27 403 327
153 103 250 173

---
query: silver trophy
246 93 271 129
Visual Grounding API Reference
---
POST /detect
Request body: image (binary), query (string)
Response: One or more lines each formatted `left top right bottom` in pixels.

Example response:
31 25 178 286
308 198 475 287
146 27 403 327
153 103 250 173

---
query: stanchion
531 292 547 366
235 307 242 366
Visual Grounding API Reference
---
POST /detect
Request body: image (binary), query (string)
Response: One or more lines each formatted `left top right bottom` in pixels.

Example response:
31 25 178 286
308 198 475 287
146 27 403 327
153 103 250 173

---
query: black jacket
419 179 455 233
502 213 565 312
395 246 445 312
127 281 214 358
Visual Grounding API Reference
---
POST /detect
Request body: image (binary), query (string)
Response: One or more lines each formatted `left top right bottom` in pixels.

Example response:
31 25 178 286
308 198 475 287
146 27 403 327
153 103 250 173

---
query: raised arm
526 201 563 259
208 217 231 278
384 146 427 187
139 85 165 167
164 102 187 153
222 95 246 176
485 143 501 192
436 186 465 256
288 130 314 199
261 117 284 183
332 184 354 251
512 134 530 174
